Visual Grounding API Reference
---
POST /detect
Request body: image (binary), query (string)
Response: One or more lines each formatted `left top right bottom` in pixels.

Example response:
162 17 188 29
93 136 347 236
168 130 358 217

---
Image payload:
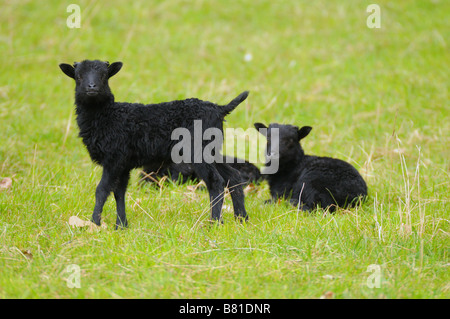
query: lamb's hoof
91 217 101 226
235 214 248 223
115 220 128 230
208 218 223 226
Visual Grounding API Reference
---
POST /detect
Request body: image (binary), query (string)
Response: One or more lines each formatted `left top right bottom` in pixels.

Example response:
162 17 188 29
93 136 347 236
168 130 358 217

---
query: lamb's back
297 155 367 198
118 99 224 133
80 99 226 168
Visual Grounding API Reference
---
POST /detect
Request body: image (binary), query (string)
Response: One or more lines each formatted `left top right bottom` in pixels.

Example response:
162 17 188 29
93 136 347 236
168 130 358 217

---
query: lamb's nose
88 83 96 88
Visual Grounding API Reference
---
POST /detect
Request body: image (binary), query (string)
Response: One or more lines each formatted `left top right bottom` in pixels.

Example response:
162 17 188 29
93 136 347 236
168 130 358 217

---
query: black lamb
254 122 367 211
59 59 249 228
140 155 263 185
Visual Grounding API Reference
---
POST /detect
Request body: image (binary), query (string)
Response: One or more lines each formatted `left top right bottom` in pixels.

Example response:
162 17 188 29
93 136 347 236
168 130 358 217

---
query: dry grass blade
68 216 107 232
0 177 12 190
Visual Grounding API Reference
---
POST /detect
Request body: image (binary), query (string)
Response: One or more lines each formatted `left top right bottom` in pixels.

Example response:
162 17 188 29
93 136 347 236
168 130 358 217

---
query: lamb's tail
222 91 249 116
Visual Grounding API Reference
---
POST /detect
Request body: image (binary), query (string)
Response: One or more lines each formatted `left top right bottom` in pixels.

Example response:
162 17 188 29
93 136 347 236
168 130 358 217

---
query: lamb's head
59 60 122 104
254 122 312 165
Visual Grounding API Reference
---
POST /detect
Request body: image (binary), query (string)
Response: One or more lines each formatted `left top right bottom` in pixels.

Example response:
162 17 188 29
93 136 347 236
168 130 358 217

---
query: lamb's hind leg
216 163 248 222
192 163 226 223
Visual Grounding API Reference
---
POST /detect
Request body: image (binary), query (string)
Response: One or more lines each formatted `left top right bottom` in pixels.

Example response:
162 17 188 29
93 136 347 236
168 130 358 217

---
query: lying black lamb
140 155 263 185
59 59 249 228
254 122 367 211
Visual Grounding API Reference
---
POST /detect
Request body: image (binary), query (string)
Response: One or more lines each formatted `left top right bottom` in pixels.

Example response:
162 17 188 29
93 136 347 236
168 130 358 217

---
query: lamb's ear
254 123 268 136
59 63 75 79
298 126 312 140
108 62 123 78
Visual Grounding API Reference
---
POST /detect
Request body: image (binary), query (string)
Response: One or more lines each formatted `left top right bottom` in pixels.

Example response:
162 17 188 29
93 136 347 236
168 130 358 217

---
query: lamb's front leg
113 171 130 229
291 181 314 211
91 168 116 226
289 198 312 211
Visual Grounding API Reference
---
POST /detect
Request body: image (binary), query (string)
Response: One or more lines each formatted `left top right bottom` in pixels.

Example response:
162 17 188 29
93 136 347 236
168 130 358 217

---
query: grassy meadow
0 0 449 298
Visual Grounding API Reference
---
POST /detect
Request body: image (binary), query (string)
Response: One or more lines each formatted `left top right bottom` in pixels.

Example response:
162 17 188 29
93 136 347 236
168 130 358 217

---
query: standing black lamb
254 122 367 211
59 59 249 228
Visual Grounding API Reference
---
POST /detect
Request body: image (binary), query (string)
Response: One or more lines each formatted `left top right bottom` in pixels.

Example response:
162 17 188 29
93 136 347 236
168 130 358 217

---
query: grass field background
0 0 449 298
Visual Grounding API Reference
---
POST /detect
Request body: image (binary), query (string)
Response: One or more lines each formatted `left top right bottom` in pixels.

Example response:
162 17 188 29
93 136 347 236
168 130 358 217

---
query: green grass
0 0 449 298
